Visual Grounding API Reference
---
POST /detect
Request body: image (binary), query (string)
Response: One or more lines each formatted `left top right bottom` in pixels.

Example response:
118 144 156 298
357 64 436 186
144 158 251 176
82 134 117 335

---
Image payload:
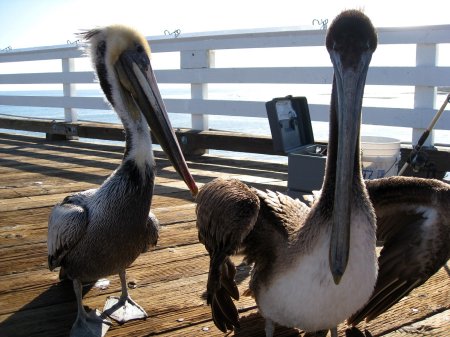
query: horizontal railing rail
1 24 450 146
2 66 449 86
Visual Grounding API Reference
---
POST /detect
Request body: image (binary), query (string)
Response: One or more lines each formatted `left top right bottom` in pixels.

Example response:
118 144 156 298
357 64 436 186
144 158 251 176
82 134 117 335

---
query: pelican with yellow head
47 25 198 337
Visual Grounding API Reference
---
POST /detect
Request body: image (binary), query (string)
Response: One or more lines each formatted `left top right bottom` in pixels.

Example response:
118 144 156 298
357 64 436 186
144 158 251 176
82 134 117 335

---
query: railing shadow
233 311 302 336
0 134 198 201
0 133 288 202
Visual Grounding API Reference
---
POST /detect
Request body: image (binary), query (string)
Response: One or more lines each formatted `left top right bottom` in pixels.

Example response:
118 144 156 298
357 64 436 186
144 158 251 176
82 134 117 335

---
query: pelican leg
103 270 148 324
70 279 111 337
265 318 275 337
330 327 338 337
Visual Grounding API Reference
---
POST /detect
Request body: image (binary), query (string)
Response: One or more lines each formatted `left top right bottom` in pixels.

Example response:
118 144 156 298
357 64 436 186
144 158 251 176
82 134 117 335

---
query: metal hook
312 18 328 30
164 29 181 38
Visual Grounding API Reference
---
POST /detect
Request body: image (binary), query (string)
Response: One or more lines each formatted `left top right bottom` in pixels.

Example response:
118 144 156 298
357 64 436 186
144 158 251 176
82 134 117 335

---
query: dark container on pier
266 96 326 196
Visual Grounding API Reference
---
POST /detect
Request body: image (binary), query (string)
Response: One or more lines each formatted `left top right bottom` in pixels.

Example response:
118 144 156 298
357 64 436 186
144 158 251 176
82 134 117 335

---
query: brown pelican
196 10 379 337
196 11 450 337
47 25 198 337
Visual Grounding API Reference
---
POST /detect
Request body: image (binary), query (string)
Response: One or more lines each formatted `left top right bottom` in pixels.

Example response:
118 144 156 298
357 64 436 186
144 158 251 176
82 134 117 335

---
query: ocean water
0 88 449 163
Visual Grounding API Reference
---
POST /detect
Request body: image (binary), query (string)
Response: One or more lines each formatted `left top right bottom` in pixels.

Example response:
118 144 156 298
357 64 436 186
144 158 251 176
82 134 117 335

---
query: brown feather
348 177 450 325
195 178 260 331
196 178 316 332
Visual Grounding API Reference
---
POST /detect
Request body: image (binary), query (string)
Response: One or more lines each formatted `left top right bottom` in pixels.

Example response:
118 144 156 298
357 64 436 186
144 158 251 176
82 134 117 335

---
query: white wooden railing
1 25 450 146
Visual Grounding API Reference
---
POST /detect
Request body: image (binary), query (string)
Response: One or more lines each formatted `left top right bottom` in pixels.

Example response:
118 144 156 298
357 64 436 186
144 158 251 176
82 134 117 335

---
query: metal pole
398 92 450 176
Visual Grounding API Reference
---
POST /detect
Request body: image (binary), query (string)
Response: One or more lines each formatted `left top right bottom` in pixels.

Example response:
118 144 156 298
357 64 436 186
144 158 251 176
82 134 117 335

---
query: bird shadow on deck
233 314 372 337
0 280 96 337
232 312 301 337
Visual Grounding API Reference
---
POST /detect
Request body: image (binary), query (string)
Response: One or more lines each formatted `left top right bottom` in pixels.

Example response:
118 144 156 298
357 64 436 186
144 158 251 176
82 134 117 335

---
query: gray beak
328 50 372 284
115 49 198 196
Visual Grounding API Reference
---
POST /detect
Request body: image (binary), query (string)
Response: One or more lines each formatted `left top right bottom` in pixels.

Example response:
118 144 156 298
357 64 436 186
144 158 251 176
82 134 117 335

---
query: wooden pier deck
0 132 448 337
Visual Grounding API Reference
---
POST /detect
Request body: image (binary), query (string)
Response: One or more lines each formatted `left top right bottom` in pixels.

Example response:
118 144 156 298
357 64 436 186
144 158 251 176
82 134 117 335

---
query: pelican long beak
115 50 198 196
328 50 372 284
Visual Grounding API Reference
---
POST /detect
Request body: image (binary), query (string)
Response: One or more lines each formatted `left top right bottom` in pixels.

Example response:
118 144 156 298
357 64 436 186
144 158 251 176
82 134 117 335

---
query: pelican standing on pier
196 10 450 337
47 25 198 337
196 10 379 336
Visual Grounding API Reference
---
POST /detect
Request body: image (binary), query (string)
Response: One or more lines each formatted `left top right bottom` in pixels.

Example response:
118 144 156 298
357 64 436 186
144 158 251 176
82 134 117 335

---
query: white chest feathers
257 212 378 332
124 120 155 173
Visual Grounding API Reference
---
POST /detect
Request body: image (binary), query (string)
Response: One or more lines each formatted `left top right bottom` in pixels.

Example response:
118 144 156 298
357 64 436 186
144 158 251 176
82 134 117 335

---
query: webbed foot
70 309 111 337
103 295 147 324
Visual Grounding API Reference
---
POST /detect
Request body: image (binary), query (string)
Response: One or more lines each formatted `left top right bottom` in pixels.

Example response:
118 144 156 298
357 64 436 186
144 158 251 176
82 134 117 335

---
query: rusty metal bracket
50 121 78 136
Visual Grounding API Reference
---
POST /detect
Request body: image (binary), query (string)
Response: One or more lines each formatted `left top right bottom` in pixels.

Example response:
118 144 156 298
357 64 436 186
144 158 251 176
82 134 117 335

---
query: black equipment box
265 96 327 196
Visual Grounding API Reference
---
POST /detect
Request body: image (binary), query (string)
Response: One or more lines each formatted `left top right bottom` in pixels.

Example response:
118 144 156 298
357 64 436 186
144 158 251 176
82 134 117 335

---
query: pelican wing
142 211 160 253
348 176 450 325
195 178 260 332
253 189 310 238
241 189 309 291
47 193 90 271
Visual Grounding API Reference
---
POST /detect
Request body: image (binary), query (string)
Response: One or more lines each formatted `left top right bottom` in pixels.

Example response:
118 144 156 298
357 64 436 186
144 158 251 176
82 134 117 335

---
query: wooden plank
382 309 450 336
0 95 109 110
0 133 449 337
148 25 450 53
0 45 82 63
0 71 95 85
377 25 450 44
8 66 425 87
179 129 278 155
156 67 450 87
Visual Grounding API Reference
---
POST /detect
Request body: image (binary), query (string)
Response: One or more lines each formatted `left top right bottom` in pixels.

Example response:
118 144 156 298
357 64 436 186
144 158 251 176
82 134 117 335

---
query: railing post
180 49 215 155
62 58 77 123
47 57 79 141
413 43 437 147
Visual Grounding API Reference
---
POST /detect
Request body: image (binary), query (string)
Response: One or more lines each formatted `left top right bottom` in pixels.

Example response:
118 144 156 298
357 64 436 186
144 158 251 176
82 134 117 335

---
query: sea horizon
1 88 449 164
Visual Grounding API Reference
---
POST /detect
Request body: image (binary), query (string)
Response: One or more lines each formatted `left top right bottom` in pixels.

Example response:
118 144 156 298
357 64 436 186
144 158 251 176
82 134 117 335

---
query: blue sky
1 0 449 49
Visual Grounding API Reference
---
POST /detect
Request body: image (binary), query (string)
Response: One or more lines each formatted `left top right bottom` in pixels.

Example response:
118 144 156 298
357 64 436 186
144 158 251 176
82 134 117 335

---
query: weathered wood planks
0 132 448 337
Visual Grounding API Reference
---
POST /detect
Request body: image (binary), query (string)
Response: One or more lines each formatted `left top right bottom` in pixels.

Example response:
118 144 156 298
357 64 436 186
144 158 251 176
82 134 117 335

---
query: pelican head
326 11 377 284
81 25 198 196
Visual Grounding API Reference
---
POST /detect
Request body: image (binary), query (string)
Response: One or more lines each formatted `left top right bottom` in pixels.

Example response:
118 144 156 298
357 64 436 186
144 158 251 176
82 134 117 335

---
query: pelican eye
136 44 144 53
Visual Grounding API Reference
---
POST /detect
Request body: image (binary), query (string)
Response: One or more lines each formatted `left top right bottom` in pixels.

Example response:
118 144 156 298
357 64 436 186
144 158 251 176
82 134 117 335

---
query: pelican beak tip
191 185 199 198
332 272 343 285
